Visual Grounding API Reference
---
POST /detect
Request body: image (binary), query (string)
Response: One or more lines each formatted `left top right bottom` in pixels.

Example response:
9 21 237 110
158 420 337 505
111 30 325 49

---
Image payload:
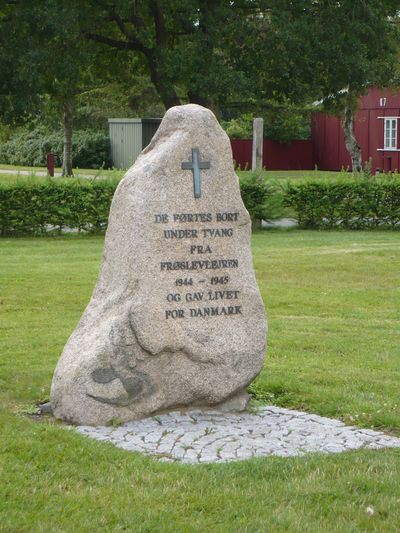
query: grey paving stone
75 406 400 464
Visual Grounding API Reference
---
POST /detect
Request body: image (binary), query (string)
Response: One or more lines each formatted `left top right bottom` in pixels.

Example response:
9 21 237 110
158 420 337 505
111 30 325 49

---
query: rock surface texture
51 104 267 425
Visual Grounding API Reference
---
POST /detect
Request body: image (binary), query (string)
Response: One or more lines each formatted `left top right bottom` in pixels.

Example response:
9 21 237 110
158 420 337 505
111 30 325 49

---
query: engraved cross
181 148 211 198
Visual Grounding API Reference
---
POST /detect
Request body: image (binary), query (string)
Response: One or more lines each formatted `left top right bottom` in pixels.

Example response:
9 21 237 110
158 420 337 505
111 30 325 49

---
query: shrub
239 173 270 225
263 106 311 144
0 128 112 169
239 173 290 224
0 175 281 235
221 114 253 139
72 131 112 169
0 179 117 235
6 176 398 237
221 105 311 143
285 179 400 229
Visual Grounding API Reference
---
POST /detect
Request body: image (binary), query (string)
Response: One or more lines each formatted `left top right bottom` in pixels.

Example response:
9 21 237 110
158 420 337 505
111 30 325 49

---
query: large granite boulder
51 104 267 425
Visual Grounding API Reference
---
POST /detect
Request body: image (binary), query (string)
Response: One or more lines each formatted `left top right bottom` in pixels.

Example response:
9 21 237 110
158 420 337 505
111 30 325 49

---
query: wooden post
252 118 264 171
62 100 74 177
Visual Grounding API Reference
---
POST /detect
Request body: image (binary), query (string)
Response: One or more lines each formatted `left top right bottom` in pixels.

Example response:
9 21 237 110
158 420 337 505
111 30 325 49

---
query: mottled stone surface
51 104 267 425
76 406 400 464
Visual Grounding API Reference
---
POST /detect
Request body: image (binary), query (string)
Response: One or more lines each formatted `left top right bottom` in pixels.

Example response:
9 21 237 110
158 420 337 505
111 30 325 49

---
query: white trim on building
377 116 399 151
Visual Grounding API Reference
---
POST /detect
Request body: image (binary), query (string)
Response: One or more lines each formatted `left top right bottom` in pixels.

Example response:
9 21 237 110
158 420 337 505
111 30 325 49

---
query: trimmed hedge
1 177 400 236
0 176 280 236
0 128 112 169
0 180 117 235
239 173 271 222
285 179 400 229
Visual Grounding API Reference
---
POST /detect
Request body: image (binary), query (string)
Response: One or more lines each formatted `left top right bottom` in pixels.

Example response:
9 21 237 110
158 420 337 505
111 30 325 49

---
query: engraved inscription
155 210 242 320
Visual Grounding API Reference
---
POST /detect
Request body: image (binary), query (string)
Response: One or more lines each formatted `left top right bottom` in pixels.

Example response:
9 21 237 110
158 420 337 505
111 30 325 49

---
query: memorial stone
50 104 267 425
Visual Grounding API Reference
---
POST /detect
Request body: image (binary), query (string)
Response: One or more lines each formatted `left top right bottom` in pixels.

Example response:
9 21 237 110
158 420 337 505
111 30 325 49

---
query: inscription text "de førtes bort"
154 212 239 224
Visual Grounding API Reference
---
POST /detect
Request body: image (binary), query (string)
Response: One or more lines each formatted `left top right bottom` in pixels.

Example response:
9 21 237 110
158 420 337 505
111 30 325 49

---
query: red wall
312 87 400 172
230 88 400 172
230 139 313 170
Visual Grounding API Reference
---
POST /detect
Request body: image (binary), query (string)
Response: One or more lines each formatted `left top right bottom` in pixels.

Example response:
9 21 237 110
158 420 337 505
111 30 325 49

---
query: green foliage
3 174 399 236
221 114 253 140
74 80 164 131
222 105 311 143
2 0 400 129
263 105 311 143
285 179 400 229
0 174 288 235
72 131 112 169
239 173 270 222
262 1 400 107
0 179 117 235
0 129 46 167
0 123 13 143
0 128 112 169
239 174 289 222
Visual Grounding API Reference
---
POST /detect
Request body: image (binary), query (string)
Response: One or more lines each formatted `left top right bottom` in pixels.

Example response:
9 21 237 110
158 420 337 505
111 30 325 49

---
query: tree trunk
147 55 180 109
251 218 262 232
341 104 362 173
152 79 180 109
187 91 221 117
62 100 73 177
85 3 181 110
186 1 222 117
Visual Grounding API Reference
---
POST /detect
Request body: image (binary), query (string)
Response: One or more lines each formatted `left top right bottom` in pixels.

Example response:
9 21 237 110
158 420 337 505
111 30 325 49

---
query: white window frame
377 116 400 151
384 118 397 149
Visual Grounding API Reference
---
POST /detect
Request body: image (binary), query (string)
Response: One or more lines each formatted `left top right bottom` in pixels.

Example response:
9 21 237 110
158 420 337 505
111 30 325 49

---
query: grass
1 231 400 532
0 163 123 176
236 169 349 180
0 164 124 182
251 231 400 433
0 163 356 184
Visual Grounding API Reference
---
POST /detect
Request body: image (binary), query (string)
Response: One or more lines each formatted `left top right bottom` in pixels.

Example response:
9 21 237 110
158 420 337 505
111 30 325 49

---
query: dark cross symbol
181 148 211 198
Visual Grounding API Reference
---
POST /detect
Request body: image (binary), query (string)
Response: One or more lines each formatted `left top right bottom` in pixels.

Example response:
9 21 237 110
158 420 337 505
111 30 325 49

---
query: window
384 118 397 149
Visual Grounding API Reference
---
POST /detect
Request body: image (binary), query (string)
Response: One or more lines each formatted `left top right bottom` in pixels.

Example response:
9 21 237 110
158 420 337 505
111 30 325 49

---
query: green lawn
237 169 347 180
0 163 122 176
0 165 123 182
0 163 350 183
1 231 399 532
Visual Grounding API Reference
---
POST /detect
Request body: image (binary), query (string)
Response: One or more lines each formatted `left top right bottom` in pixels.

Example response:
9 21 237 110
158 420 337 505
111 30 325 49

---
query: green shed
108 118 162 169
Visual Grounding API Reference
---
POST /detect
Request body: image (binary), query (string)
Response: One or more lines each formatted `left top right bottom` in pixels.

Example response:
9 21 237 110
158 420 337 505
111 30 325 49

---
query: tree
0 0 126 175
0 1 42 125
3 0 399 176
25 1 105 176
262 0 400 171
77 0 260 114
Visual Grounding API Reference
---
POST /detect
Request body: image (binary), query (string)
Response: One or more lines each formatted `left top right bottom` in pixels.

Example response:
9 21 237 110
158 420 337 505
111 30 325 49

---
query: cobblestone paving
76 406 400 464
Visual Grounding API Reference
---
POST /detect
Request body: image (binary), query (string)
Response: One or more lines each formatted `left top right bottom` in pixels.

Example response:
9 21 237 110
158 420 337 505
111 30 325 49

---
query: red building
312 86 400 173
230 87 400 172
230 138 313 170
